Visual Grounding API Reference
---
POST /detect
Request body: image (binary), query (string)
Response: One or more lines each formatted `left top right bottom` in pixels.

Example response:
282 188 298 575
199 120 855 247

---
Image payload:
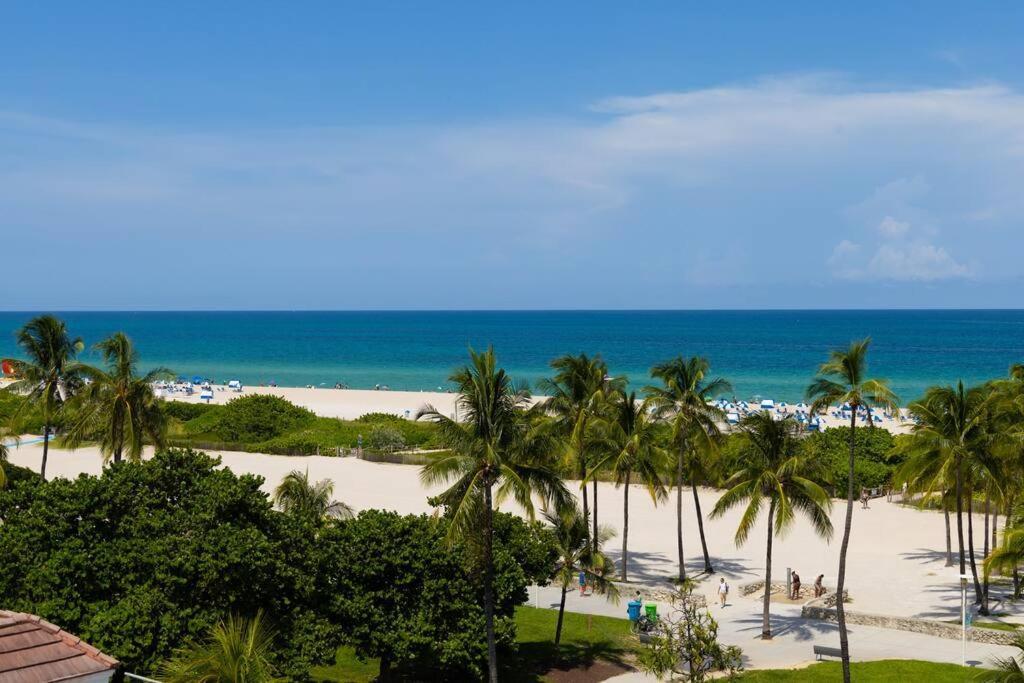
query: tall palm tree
647 356 730 580
897 382 999 611
419 347 570 683
588 390 668 581
64 332 170 464
159 611 278 683
711 412 833 639
273 469 353 522
537 353 620 553
544 503 619 646
806 338 898 682
7 315 84 479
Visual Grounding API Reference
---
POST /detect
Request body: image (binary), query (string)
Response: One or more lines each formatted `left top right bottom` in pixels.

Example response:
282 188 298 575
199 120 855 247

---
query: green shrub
161 400 217 422
366 424 406 453
212 395 315 442
355 412 406 424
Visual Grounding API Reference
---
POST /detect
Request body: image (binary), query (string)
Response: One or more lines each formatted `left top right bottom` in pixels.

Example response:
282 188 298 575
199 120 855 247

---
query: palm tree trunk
762 498 776 639
580 459 589 541
483 482 498 683
621 470 630 582
955 457 966 577
967 493 984 610
554 584 567 646
40 424 50 480
592 479 599 554
693 484 714 574
944 503 953 567
676 443 686 582
836 412 857 683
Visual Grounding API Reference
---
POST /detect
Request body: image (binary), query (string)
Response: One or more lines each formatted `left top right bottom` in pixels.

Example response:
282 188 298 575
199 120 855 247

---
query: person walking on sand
791 571 801 600
814 574 825 598
718 578 729 607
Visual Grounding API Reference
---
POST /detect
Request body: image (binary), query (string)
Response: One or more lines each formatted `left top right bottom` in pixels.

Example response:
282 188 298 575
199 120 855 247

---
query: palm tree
537 353 620 553
544 503 619 646
710 412 833 639
897 382 999 611
273 469 353 522
64 332 170 464
588 390 668 581
975 632 1024 682
419 347 571 683
7 315 84 479
159 611 278 683
806 338 898 682
647 356 730 580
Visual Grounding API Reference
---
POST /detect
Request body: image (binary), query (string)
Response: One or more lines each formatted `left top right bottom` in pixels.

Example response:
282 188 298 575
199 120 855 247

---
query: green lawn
311 606 637 682
741 659 976 681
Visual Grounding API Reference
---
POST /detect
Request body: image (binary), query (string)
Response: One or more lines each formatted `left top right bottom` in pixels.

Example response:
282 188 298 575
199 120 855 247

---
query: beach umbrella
759 399 775 410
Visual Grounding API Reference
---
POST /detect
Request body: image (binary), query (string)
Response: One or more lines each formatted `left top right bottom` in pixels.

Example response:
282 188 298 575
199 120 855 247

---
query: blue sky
2 3 1023 309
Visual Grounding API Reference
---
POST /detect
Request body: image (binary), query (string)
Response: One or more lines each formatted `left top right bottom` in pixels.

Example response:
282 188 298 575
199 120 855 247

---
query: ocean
0 311 1021 403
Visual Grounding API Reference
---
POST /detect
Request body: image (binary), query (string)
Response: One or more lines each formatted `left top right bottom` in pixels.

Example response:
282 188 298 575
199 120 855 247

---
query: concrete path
533 583 1019 678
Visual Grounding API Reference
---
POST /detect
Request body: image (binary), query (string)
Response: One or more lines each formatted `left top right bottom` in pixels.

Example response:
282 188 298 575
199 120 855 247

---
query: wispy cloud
2 73 1023 306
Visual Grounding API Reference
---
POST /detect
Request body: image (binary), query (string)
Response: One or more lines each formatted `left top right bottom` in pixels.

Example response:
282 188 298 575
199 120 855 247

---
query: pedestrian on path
718 577 730 607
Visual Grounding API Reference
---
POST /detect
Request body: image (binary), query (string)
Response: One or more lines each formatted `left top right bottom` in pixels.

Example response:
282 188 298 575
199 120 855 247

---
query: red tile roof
0 611 118 682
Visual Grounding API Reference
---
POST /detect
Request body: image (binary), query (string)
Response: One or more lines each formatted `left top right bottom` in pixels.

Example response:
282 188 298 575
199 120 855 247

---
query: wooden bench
813 645 843 661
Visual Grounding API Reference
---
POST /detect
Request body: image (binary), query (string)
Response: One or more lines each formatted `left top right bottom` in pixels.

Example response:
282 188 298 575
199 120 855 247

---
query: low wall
801 600 1017 646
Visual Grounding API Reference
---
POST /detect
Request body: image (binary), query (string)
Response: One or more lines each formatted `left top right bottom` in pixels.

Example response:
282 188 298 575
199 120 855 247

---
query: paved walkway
533 583 1019 679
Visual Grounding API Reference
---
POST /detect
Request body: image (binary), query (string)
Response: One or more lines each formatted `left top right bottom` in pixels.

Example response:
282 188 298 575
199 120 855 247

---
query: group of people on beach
788 571 827 599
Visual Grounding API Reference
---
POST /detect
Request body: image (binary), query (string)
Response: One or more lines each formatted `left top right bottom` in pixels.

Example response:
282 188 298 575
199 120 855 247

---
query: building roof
0 611 119 682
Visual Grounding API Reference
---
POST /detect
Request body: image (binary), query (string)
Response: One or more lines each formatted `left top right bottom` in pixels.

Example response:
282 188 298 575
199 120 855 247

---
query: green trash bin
644 604 658 621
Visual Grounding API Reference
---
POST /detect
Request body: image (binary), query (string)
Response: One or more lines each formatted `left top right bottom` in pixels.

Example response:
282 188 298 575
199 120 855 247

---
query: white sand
164 384 913 433
8 441 991 624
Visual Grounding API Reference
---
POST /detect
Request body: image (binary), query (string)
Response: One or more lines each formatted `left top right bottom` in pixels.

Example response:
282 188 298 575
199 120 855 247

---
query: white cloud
877 216 910 238
2 73 1023 300
868 243 970 281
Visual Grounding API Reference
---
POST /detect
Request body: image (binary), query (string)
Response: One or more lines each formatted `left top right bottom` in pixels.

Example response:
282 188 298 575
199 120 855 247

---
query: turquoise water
0 311 1021 403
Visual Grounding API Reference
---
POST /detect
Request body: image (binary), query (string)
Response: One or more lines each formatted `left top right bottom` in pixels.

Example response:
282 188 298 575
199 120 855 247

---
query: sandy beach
164 384 915 434
7 439 986 622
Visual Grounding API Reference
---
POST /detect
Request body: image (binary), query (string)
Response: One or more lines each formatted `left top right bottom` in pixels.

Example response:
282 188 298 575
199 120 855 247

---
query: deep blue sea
0 311 1021 403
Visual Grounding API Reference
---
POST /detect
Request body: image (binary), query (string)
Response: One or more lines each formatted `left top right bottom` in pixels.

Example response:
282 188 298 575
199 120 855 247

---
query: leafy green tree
802 426 899 493
543 503 618 646
589 390 667 581
647 356 730 580
636 579 743 682
806 338 899 682
65 332 171 463
319 509 554 679
7 314 84 479
0 448 337 676
537 353 621 553
418 347 570 683
160 611 278 683
711 412 833 639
